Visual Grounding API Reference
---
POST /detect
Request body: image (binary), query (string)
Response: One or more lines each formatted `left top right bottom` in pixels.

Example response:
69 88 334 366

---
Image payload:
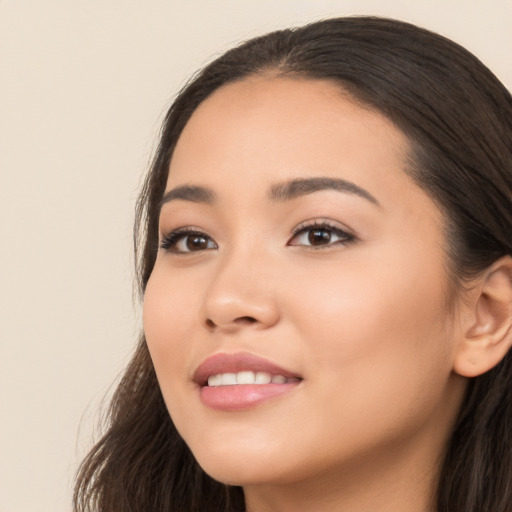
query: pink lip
193 352 302 411
193 352 300 385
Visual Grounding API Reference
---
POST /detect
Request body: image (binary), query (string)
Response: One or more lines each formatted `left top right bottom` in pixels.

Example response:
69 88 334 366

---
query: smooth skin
143 77 512 512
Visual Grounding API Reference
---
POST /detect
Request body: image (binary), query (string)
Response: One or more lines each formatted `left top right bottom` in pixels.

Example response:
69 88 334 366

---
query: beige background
1 1 510 511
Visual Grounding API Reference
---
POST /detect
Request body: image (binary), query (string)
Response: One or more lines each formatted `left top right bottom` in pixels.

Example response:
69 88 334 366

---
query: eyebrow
158 185 216 210
159 176 380 211
270 177 380 206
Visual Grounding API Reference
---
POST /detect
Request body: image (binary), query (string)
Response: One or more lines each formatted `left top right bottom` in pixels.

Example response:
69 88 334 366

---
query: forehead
167 76 426 211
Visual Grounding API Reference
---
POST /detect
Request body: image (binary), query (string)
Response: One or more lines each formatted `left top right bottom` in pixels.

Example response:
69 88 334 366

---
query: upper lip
193 352 302 386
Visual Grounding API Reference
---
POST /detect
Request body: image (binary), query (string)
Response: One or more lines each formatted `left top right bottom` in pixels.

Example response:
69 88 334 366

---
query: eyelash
159 221 356 254
159 227 216 253
289 220 356 249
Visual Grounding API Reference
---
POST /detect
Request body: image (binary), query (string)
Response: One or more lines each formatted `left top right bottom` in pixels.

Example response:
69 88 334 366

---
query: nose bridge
201 242 280 331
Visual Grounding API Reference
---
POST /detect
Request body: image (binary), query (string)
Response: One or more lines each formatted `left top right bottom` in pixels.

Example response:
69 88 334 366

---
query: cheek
286 247 454 408
142 265 201 398
143 259 203 335
270 258 457 472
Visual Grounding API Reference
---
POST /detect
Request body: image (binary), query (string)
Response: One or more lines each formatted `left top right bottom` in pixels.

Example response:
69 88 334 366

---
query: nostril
235 316 258 325
204 315 259 331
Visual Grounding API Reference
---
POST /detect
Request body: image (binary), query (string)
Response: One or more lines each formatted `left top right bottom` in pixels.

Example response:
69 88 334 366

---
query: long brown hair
74 16 512 512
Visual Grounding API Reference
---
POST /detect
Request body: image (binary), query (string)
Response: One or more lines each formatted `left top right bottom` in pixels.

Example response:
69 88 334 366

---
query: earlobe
454 256 512 378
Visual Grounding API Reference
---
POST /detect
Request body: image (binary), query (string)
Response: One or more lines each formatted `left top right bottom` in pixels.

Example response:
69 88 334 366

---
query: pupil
308 229 331 245
187 235 207 250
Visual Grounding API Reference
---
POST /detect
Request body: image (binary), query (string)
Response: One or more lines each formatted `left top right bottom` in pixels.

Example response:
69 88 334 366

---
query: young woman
74 16 512 512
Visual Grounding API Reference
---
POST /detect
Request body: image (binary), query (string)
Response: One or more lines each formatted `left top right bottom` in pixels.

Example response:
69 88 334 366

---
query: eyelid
288 219 356 248
291 218 354 235
159 226 218 254
159 218 357 254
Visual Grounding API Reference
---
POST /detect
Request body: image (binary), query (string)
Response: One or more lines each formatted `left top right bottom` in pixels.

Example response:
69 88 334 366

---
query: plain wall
1 1 510 511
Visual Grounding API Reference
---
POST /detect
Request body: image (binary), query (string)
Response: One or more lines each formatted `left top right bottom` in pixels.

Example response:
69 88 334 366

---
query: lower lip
199 382 299 411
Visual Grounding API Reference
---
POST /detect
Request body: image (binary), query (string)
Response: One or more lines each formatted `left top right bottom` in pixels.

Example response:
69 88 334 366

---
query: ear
454 256 512 378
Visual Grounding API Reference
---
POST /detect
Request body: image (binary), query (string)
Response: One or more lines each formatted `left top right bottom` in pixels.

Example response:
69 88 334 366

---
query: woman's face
143 77 467 489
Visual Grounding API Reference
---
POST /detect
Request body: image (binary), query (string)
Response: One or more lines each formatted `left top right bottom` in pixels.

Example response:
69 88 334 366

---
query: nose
200 252 280 334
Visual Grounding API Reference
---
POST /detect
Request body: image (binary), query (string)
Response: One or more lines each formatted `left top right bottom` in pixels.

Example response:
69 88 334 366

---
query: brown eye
289 223 355 249
160 229 218 253
308 229 332 245
186 235 209 251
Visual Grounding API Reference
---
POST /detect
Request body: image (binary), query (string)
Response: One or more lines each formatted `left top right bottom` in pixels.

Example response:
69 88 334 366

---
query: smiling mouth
194 352 302 410
207 371 301 387
194 352 302 387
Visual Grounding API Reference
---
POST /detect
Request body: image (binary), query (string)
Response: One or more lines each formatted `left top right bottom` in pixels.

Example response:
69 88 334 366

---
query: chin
201 461 271 486
186 435 295 486
196 452 276 486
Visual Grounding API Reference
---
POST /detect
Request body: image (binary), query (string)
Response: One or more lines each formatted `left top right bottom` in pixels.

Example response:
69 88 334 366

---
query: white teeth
206 371 288 386
207 374 222 387
237 371 256 384
255 371 272 384
221 373 237 385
